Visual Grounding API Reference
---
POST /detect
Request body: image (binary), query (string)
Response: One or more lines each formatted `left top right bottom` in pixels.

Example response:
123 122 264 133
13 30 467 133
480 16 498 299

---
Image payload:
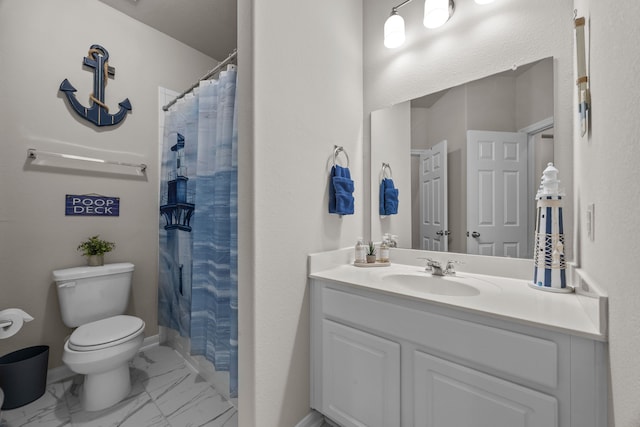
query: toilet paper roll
0 309 34 339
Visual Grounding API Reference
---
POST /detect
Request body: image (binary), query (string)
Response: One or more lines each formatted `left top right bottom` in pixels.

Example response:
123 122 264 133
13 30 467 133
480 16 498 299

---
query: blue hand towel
329 165 354 215
379 178 399 215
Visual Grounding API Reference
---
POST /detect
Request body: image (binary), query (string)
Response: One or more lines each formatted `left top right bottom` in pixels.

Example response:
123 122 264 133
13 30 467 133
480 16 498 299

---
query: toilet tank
53 263 135 328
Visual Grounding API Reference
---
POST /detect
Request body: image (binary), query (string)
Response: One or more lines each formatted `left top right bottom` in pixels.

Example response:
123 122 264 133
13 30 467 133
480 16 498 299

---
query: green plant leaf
77 235 115 256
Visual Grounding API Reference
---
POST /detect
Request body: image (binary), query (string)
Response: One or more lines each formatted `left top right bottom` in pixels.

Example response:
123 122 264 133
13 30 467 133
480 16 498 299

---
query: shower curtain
158 65 238 398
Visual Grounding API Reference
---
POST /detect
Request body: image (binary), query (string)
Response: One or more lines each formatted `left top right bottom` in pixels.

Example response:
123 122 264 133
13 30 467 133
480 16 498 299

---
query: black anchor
59 44 132 127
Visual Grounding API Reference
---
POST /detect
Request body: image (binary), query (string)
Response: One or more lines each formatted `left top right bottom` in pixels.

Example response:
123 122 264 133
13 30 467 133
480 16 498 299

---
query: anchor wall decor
59 44 132 127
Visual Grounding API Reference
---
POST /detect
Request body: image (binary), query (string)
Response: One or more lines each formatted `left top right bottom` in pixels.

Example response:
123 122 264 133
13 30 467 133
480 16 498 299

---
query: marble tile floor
0 345 237 427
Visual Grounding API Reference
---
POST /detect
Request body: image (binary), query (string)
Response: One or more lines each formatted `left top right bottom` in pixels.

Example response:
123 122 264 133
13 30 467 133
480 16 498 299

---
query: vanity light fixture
384 0 456 48
384 8 406 48
383 0 492 49
423 0 455 29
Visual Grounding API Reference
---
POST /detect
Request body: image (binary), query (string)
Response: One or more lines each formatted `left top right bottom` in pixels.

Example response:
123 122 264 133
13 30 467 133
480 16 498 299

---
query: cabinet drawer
413 350 558 427
322 286 559 388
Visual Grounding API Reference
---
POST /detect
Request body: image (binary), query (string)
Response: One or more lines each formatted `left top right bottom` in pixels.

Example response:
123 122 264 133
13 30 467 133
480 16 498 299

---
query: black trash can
0 345 49 410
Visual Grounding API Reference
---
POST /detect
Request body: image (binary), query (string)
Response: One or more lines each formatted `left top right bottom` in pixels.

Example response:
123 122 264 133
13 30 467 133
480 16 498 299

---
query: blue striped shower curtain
158 66 238 397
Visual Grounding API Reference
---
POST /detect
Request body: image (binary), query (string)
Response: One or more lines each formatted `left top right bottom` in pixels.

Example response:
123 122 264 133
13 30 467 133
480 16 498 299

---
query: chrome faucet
421 258 460 276
444 260 459 276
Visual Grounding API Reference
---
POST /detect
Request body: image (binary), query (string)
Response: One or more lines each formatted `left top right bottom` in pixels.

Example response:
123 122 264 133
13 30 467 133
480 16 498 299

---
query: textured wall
364 0 574 258
573 1 640 425
238 0 364 426
365 0 640 425
0 0 215 368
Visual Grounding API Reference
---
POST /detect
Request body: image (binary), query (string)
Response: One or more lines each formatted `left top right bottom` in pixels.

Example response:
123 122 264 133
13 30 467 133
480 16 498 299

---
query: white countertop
309 249 607 341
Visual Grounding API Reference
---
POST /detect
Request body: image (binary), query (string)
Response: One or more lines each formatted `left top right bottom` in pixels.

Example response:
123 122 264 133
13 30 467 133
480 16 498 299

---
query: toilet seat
69 315 145 351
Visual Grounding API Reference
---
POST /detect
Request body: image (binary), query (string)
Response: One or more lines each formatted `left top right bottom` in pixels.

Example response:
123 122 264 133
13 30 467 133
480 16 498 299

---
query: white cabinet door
322 319 401 427
413 351 558 427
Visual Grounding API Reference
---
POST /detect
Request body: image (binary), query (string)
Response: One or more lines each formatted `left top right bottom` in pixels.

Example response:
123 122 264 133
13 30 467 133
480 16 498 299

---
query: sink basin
381 273 497 297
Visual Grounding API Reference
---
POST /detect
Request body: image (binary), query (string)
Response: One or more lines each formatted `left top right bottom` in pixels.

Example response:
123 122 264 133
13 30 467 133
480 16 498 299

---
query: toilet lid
69 315 145 351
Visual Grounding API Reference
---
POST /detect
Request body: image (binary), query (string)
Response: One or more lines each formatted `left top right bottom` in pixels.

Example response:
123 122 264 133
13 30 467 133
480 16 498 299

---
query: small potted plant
366 241 377 263
77 235 115 266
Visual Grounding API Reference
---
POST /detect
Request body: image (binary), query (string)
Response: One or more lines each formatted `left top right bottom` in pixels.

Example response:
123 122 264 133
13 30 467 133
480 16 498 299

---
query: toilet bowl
62 315 145 411
53 263 145 412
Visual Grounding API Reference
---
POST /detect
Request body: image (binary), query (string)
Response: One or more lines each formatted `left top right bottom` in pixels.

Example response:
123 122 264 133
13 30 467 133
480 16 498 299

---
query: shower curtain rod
162 49 237 111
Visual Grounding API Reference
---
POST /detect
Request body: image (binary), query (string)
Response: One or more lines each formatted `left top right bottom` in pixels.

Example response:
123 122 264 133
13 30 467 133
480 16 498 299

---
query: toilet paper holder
0 309 34 339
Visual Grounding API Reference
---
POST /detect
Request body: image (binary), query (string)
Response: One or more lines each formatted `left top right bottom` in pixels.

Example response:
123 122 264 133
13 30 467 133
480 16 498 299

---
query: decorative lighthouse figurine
531 163 572 292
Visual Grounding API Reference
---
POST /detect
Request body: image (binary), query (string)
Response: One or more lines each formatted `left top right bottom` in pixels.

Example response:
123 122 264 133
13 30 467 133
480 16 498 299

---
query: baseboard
46 334 160 385
46 364 74 385
295 410 326 427
159 326 234 403
139 334 160 351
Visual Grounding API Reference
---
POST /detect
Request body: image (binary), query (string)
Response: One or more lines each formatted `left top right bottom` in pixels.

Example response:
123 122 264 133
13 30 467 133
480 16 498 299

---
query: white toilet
53 262 145 412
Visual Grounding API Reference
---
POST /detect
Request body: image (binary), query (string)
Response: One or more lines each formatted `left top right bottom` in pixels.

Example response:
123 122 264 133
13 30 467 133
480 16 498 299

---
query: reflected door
420 140 448 251
467 131 528 257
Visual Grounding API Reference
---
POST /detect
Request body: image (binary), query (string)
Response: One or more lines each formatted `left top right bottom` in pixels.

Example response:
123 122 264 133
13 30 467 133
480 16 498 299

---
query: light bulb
384 12 405 48
424 0 453 29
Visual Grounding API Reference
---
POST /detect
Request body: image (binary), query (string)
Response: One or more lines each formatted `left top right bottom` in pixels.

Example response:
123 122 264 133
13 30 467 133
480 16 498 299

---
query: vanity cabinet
310 279 607 427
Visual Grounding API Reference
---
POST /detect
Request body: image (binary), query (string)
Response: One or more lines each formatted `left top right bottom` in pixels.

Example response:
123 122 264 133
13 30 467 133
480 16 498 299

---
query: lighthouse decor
531 163 572 293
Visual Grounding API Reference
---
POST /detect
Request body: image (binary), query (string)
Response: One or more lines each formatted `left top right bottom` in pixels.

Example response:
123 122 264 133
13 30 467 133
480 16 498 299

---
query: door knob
471 231 480 238
436 230 451 236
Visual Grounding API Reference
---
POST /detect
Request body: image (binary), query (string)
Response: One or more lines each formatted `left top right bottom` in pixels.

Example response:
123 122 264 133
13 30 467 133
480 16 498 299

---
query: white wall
410 108 429 248
238 0 364 426
0 0 216 367
515 58 554 130
466 75 516 131
371 102 411 247
573 1 640 426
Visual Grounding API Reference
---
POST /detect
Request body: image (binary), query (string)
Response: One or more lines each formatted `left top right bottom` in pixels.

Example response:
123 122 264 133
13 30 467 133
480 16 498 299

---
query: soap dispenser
379 235 390 263
355 238 366 264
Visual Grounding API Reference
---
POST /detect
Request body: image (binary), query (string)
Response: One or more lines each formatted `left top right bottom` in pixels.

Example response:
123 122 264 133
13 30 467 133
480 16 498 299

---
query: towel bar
381 162 393 179
27 148 147 172
333 145 350 168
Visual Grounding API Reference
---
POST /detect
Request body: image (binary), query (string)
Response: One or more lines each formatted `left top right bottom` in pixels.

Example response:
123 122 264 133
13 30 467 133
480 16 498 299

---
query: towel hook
333 145 350 168
381 162 393 179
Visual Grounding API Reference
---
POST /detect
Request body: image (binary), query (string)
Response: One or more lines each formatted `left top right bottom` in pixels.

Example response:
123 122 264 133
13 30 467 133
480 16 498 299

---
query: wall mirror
371 57 555 259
